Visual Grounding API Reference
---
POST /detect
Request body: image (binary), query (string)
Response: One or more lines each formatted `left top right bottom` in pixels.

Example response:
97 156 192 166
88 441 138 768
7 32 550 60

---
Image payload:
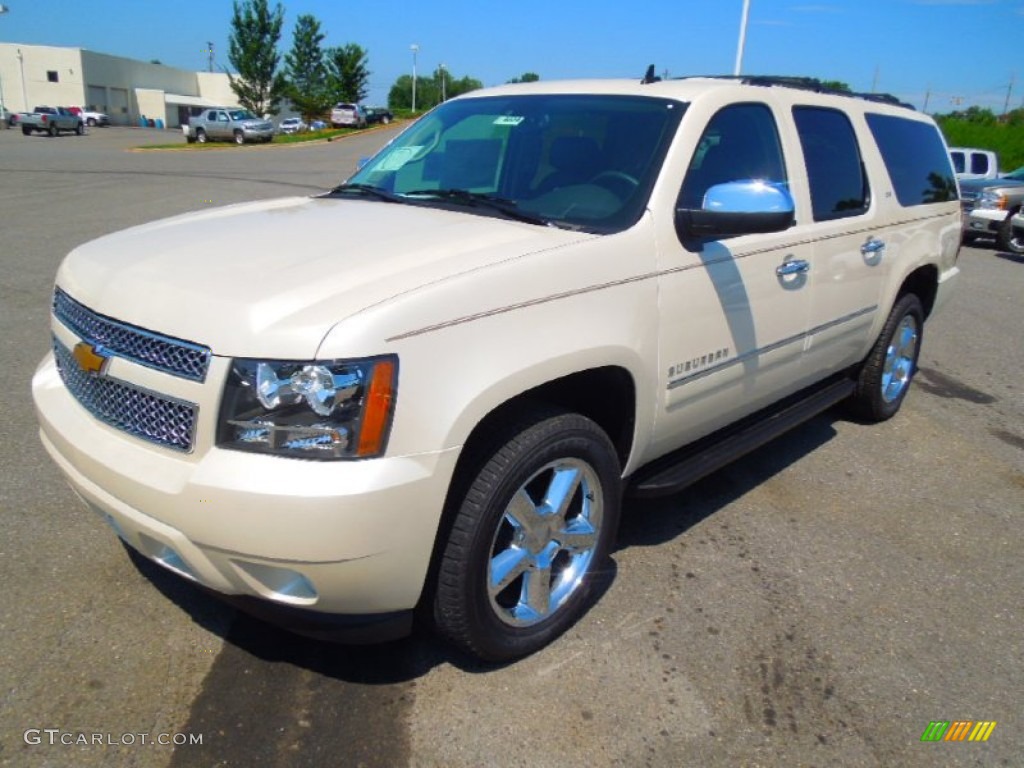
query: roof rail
673 75 916 111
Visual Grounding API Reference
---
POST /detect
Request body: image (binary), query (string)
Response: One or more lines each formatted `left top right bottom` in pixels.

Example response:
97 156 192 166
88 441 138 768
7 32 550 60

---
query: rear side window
865 114 957 206
793 106 869 221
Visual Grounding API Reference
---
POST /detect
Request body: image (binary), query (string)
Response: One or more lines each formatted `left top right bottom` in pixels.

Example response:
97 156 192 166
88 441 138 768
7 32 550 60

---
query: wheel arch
897 264 939 319
414 365 636 622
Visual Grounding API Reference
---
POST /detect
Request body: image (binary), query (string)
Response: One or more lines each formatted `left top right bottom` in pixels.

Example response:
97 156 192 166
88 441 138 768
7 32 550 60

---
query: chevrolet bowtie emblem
72 342 110 375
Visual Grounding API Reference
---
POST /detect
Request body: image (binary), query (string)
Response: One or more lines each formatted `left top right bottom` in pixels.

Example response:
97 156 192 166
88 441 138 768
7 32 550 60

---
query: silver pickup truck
961 166 1024 254
184 107 274 145
20 106 84 137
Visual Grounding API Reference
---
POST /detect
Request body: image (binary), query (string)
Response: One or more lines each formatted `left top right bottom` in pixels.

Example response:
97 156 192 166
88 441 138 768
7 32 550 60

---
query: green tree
284 14 331 121
820 80 851 92
227 0 288 116
326 44 371 103
507 72 540 83
388 69 482 111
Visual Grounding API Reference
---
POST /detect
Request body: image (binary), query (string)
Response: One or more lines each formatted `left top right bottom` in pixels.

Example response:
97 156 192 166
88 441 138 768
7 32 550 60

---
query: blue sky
2 0 1022 112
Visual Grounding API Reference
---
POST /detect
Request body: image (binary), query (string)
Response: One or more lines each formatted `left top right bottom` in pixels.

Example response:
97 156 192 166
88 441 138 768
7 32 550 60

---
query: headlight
976 190 1007 210
217 356 397 459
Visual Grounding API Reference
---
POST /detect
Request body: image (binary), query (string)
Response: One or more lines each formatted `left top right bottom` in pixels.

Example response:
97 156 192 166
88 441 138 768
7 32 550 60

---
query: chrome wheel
881 314 918 403
434 408 621 661
487 458 603 627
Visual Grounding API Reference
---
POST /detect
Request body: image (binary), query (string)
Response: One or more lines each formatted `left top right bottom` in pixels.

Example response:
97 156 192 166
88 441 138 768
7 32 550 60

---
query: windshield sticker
376 147 420 171
493 116 525 126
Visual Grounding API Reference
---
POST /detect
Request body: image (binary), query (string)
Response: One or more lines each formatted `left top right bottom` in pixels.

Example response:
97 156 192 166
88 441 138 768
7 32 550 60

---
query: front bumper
242 127 274 141
964 207 1008 235
33 352 458 632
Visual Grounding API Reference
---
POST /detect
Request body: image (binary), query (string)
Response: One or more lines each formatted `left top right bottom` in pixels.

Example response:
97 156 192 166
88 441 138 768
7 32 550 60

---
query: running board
630 377 856 498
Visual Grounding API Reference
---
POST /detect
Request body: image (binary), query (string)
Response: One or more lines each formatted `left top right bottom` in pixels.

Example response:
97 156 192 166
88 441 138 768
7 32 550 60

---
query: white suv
33 75 961 661
330 102 366 128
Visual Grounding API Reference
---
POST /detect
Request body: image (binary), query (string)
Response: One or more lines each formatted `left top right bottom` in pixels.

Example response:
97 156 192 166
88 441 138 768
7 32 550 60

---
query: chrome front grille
53 339 198 452
53 288 211 382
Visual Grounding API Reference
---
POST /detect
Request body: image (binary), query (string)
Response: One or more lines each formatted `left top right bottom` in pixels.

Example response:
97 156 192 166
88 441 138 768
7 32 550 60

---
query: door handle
776 259 810 276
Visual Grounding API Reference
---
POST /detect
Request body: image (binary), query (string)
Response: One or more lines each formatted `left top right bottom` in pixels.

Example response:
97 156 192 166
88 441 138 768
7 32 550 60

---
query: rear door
789 105 883 374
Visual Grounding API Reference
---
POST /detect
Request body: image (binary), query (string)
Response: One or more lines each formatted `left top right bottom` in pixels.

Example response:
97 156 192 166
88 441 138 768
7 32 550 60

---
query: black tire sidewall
435 411 621 661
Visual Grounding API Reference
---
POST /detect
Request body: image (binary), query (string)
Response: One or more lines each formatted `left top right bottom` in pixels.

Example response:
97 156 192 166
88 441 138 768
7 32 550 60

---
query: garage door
109 87 129 126
86 85 107 113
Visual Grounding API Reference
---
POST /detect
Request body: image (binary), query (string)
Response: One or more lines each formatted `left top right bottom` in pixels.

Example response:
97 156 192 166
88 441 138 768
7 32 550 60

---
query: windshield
229 110 258 121
346 94 684 233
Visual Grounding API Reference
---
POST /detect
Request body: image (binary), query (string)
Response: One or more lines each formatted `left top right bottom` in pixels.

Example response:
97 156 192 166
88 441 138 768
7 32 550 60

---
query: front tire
48 123 58 137
75 122 84 135
433 408 622 662
849 293 924 422
996 211 1024 254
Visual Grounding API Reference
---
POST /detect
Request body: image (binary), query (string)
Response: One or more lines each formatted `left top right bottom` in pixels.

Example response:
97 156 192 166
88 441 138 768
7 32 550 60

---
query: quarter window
793 106 869 221
865 114 958 206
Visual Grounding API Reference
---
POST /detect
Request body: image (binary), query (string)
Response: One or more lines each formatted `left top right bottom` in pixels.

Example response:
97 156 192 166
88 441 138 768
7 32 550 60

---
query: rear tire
196 129 207 144
433 407 621 662
849 293 924 422
21 126 31 136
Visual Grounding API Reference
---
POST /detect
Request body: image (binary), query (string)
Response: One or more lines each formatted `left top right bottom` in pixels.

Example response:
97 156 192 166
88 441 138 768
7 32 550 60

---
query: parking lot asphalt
0 125 1021 768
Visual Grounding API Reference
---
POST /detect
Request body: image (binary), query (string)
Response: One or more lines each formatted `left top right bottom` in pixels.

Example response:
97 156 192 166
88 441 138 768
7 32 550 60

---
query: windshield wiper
404 188 552 226
326 183 403 203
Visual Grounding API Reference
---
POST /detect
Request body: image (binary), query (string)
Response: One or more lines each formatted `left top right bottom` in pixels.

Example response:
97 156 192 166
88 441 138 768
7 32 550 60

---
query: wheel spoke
557 522 598 553
489 547 531 594
521 564 553 618
506 488 543 534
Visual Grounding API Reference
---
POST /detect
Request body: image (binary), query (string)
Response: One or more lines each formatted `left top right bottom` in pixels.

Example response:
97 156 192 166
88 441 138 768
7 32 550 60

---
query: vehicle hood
55 196 589 358
959 177 1024 193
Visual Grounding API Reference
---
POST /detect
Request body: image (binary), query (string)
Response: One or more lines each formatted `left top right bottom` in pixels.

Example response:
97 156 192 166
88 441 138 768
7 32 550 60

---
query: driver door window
679 103 788 211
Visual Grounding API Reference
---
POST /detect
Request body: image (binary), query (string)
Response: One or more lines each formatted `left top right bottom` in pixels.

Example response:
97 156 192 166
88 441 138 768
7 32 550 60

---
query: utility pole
1003 73 1015 117
871 65 880 93
923 86 931 113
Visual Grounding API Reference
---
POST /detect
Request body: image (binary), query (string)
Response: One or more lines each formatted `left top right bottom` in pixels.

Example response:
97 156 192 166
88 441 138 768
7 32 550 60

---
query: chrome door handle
861 238 886 255
776 259 810 276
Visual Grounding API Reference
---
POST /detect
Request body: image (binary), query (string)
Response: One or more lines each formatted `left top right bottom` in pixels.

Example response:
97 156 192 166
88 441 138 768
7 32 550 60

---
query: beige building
0 42 238 127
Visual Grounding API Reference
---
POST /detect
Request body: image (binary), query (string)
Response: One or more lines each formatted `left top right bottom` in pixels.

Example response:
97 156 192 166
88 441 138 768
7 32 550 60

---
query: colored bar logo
921 721 996 742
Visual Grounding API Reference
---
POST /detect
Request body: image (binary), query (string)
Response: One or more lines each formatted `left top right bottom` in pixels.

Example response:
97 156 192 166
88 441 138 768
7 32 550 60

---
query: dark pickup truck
20 106 84 137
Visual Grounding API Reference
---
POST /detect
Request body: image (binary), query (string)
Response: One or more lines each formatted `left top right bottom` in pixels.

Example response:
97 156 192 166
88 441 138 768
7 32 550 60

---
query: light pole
0 5 8 121
410 44 419 113
734 0 751 76
440 62 446 102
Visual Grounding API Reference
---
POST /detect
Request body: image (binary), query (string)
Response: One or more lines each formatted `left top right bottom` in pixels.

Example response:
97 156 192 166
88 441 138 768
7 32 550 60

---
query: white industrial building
0 42 238 127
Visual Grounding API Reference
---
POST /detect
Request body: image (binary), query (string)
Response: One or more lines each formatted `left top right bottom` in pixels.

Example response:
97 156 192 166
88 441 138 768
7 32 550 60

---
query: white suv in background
33 75 961 661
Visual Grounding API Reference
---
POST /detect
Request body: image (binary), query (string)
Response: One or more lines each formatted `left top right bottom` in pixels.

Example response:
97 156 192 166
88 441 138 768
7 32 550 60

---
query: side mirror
676 180 795 240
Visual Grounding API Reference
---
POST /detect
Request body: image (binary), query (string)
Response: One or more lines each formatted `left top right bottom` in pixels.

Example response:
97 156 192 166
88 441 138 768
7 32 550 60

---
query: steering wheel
590 170 640 199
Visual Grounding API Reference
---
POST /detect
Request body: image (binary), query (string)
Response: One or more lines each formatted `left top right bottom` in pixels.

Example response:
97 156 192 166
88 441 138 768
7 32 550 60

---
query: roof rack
660 74 916 111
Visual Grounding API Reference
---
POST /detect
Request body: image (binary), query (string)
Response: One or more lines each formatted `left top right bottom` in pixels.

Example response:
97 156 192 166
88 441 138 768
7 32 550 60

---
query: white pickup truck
33 75 961 661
